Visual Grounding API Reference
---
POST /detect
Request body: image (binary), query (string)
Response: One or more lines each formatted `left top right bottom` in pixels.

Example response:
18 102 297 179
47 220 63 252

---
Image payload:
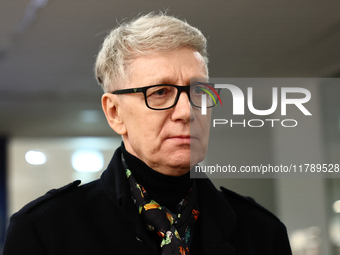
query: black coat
3 147 292 254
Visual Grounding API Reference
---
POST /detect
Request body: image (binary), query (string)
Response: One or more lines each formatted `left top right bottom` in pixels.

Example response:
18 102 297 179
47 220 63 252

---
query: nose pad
183 91 194 119
185 90 191 102
177 91 191 107
183 90 196 120
178 91 195 121
190 103 195 121
172 91 191 118
185 88 196 110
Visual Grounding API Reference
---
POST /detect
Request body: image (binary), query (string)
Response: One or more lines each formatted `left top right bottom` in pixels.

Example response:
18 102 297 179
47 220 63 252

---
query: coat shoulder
17 180 82 215
220 186 292 254
220 186 282 224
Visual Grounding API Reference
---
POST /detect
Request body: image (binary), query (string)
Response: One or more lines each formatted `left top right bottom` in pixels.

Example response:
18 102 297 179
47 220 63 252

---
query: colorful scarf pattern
121 154 199 255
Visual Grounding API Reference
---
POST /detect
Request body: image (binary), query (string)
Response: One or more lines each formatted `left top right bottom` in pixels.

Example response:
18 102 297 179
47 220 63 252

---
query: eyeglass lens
145 84 218 109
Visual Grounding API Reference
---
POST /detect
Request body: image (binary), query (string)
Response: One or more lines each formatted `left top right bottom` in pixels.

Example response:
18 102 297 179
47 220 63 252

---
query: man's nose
171 91 194 122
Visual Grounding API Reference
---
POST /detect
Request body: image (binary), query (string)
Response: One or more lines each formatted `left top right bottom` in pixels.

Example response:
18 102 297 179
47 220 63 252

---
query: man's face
105 47 211 176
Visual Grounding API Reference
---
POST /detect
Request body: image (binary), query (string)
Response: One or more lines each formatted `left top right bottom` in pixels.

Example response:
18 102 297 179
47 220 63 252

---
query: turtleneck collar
121 142 192 210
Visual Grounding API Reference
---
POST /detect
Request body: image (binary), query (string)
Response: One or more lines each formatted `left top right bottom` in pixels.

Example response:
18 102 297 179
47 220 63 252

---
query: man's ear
101 93 127 135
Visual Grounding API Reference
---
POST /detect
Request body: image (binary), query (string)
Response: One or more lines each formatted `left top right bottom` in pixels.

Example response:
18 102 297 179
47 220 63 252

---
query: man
3 13 292 254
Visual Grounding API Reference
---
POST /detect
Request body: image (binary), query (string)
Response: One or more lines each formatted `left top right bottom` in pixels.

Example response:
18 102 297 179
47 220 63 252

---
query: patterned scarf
121 153 199 255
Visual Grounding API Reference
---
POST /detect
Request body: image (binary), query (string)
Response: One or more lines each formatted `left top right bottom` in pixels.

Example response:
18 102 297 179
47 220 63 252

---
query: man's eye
195 87 203 94
148 87 171 98
154 88 166 95
192 86 206 95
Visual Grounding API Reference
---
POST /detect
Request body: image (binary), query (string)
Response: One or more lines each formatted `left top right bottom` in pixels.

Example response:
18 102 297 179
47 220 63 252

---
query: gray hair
94 12 208 92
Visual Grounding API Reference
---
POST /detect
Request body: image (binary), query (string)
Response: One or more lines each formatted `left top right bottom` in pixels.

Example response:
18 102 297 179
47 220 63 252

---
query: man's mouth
168 136 197 143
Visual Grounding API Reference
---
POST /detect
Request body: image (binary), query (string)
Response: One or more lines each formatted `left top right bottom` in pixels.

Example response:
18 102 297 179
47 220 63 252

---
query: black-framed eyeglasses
111 83 222 110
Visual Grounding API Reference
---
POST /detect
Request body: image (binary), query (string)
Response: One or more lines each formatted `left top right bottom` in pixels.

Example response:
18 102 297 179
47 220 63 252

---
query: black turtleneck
121 143 192 212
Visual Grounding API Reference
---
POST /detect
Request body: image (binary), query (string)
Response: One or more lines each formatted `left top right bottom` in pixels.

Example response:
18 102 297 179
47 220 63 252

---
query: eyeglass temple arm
111 88 144 94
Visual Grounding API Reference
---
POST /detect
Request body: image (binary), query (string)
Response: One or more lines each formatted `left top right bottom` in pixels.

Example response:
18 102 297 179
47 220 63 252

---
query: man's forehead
149 76 189 85
126 48 207 87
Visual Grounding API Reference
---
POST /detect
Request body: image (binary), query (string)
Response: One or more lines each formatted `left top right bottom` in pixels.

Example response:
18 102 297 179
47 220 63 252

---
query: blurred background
1 0 340 254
